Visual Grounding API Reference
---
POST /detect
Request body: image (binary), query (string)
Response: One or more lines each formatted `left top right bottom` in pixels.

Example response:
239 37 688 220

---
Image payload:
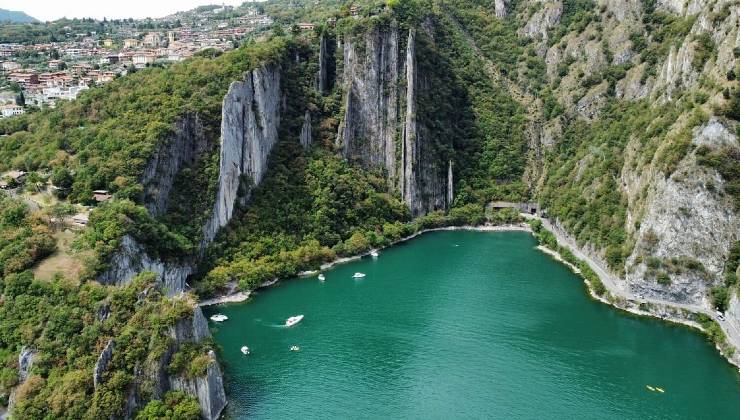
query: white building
0 104 24 118
132 53 156 68
1 61 21 71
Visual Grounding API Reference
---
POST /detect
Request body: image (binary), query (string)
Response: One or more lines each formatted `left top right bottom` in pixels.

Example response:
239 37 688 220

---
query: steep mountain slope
464 0 739 361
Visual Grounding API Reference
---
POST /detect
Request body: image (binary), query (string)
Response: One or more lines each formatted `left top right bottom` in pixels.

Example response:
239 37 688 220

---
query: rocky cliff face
97 235 193 295
99 64 283 293
316 34 335 94
140 113 209 216
6 347 36 415
336 21 452 216
516 0 739 329
93 339 114 389
494 0 508 18
110 307 226 420
623 119 739 304
300 111 312 148
166 307 226 420
336 21 402 184
202 65 282 244
95 64 282 417
400 29 449 216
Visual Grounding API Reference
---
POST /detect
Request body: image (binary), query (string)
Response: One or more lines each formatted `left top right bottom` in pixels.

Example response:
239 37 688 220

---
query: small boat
370 250 379 258
352 272 366 278
210 314 228 322
646 385 656 392
285 315 304 327
290 345 300 352
318 274 326 281
655 387 665 393
240 346 250 355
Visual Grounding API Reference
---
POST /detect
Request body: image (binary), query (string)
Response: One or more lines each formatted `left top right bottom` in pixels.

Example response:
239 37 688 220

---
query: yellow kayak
655 387 665 393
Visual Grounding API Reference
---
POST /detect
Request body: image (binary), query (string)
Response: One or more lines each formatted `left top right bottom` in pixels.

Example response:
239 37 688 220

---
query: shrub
710 285 730 312
656 272 671 285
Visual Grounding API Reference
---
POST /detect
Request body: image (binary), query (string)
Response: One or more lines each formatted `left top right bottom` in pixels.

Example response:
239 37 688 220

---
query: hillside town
0 4 273 114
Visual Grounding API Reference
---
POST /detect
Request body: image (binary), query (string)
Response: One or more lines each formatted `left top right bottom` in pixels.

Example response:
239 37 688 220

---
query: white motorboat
240 346 250 355
370 250 379 258
285 315 304 327
290 345 300 352
318 274 326 281
210 314 228 322
352 272 366 278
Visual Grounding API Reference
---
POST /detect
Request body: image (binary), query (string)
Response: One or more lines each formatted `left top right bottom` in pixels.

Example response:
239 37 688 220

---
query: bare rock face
730 293 740 335
519 1 563 40
575 81 609 120
17 347 35 384
7 347 36 413
99 65 283 293
336 21 402 183
300 111 312 148
316 34 335 94
336 22 452 217
97 235 193 295
93 339 114 389
202 65 282 245
120 307 226 420
140 114 209 216
625 119 739 305
494 0 508 18
657 0 705 15
401 30 449 216
95 65 282 418
166 308 226 420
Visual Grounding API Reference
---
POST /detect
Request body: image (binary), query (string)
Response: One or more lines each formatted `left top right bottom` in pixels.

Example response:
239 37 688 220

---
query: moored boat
352 272 366 278
210 314 228 322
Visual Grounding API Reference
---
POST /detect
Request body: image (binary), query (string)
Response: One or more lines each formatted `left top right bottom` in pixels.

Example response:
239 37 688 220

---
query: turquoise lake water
204 231 740 419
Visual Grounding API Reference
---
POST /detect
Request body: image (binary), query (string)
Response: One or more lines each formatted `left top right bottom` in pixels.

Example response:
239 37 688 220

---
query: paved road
523 214 740 359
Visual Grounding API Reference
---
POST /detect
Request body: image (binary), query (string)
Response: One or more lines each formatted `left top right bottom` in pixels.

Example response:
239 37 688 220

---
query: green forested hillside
0 9 37 24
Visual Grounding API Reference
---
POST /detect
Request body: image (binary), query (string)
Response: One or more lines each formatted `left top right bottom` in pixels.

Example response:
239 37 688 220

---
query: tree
15 90 25 107
50 167 74 198
46 202 76 230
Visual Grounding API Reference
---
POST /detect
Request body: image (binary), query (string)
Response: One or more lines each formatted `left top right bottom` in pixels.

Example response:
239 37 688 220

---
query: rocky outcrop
166 307 226 420
624 119 739 304
316 34 335 94
114 307 226 420
202 65 281 244
657 0 705 15
519 1 562 40
140 114 209 216
494 0 508 18
336 22 452 216
17 347 35 384
99 65 283 294
300 111 312 148
400 30 449 216
336 22 401 182
6 347 36 414
93 339 114 389
575 81 609 120
97 235 193 295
